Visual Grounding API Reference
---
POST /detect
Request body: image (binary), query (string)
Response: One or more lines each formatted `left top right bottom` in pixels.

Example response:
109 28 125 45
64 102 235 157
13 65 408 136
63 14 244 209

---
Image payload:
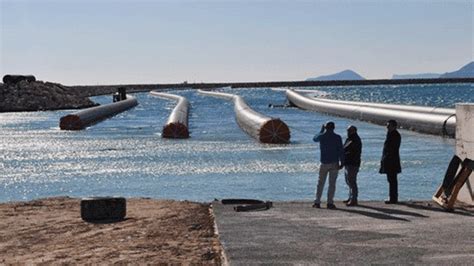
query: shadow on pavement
357 204 429 218
336 207 410 222
398 202 474 217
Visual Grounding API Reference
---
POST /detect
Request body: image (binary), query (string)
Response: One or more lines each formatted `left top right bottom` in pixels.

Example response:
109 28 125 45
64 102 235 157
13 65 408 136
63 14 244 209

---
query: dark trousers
386 172 398 202
345 165 359 201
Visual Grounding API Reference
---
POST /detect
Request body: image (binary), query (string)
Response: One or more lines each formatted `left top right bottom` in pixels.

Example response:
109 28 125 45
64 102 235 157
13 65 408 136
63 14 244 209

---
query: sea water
1 83 472 203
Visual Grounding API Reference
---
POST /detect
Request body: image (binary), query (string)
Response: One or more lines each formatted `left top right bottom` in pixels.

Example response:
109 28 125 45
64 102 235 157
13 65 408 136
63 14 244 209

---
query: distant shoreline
71 77 474 96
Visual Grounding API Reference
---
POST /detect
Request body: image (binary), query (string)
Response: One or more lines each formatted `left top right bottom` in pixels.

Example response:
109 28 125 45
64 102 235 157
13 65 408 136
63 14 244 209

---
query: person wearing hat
380 119 402 204
312 121 344 209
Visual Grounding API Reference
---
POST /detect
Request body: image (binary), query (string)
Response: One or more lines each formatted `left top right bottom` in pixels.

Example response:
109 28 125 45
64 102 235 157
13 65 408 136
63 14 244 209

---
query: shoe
312 203 321 208
342 199 350 204
327 203 337 209
346 200 358 206
384 200 398 204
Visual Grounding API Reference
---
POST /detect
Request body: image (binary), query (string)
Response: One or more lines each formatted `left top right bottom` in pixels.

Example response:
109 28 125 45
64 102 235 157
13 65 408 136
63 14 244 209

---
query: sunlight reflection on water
1 84 471 202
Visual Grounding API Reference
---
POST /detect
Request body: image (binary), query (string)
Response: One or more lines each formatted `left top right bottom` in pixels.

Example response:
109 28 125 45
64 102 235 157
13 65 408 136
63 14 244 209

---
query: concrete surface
213 201 474 265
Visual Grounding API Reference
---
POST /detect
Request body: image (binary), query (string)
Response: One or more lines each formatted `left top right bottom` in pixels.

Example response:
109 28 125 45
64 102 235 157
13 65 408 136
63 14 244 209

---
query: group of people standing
312 120 401 209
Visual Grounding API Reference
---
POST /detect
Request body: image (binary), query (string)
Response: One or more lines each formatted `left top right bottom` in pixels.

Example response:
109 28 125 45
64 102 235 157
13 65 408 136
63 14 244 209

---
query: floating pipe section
59 95 138 130
313 97 455 116
150 91 190 138
198 89 290 143
286 89 456 137
288 88 455 115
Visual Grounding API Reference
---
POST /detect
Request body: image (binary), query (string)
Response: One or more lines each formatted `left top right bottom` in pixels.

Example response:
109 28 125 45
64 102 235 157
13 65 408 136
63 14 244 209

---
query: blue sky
1 0 472 85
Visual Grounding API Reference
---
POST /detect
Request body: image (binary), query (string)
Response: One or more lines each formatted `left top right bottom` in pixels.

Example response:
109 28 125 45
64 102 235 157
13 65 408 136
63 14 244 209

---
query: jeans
315 163 339 205
345 165 359 201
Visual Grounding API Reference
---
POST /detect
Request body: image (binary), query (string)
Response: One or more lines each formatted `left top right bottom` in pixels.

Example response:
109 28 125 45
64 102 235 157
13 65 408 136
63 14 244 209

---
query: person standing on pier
380 119 402 204
313 121 344 209
343 125 362 206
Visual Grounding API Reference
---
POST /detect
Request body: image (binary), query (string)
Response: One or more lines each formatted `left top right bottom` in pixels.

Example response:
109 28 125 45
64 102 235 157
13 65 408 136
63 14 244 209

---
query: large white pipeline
59 94 138 130
198 89 290 143
150 91 190 138
314 97 455 116
286 89 456 137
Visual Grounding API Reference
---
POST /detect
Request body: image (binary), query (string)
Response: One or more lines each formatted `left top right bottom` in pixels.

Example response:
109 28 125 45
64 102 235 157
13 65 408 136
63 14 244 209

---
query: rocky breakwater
0 80 96 112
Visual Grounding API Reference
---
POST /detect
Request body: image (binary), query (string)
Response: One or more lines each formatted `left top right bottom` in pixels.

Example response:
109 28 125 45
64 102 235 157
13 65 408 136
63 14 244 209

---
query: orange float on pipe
59 95 138 130
150 91 190 138
198 89 290 144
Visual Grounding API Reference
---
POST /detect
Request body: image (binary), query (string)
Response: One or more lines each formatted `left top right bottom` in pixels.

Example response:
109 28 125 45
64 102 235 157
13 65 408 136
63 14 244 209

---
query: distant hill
306 69 365 81
392 73 441 79
439 62 474 78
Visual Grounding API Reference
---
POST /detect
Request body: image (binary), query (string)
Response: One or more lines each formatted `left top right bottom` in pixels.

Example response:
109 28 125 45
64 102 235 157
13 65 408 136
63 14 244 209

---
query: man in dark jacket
380 119 401 204
343 125 362 206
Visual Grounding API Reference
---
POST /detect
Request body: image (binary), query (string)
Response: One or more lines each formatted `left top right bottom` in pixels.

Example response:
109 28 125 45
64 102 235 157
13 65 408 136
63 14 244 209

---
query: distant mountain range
439 61 474 78
306 69 365 81
307 62 473 81
392 61 473 79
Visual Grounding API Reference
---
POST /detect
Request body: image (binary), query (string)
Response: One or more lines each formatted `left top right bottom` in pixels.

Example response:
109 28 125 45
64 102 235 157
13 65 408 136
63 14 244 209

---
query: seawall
70 78 474 96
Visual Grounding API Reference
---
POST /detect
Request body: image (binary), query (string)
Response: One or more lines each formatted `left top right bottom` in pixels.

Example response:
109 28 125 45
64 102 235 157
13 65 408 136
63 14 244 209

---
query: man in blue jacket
313 121 344 209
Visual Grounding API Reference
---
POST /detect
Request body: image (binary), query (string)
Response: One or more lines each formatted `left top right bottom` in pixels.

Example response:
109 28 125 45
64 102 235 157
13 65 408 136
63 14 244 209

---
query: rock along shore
0 80 96 112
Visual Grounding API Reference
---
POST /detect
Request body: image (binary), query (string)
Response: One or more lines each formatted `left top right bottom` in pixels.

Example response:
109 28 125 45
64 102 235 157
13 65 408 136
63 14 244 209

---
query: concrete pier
70 78 474 96
213 201 474 265
456 104 474 205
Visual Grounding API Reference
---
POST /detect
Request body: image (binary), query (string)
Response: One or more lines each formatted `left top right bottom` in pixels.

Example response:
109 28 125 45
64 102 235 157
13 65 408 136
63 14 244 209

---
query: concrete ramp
212 200 474 265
